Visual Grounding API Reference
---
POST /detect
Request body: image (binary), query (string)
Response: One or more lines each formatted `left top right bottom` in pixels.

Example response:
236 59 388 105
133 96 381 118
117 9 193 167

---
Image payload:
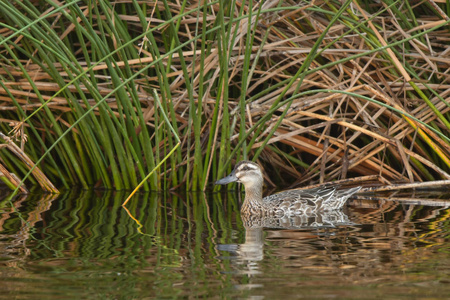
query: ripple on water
0 190 449 299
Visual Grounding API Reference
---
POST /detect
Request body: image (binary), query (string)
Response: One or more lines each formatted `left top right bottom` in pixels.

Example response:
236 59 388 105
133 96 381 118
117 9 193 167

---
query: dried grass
1 0 450 191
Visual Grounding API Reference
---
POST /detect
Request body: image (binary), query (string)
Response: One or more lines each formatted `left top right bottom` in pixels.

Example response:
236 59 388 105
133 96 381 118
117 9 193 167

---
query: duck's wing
263 186 338 215
264 185 361 215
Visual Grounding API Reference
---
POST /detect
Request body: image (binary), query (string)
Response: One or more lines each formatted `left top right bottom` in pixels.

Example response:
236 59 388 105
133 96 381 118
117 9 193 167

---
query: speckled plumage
216 161 361 217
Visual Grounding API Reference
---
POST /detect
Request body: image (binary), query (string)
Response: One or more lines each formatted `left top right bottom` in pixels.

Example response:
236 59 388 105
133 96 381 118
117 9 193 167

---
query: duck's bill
215 171 238 185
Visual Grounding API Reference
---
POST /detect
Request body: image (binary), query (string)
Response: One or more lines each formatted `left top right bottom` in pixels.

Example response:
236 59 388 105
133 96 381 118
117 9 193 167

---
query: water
0 188 449 299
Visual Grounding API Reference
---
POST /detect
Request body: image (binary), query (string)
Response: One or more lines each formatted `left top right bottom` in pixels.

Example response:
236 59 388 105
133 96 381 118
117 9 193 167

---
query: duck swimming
215 161 361 217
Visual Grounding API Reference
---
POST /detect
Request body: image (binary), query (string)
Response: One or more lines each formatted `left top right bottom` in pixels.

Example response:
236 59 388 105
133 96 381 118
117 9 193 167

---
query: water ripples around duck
0 189 449 299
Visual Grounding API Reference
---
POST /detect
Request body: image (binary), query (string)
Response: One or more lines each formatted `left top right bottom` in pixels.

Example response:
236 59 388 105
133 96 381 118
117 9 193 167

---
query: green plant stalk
238 1 263 161
246 25 271 93
4 1 442 127
0 150 36 186
201 0 242 189
240 1 391 156
122 143 181 205
155 94 163 190
14 2 111 187
85 2 159 188
92 3 132 189
3 1 225 193
267 144 310 169
350 2 450 171
161 0 204 189
252 0 354 161
131 2 173 189
216 0 233 181
4 46 88 189
301 89 450 144
133 97 154 191
123 90 181 205
164 0 188 75
0 79 69 188
66 9 114 187
410 84 450 133
240 0 397 108
409 156 435 181
1 3 84 185
166 0 190 188
198 0 212 187
0 174 19 191
67 115 94 185
152 90 181 145
223 87 450 182
244 12 450 109
4 1 450 191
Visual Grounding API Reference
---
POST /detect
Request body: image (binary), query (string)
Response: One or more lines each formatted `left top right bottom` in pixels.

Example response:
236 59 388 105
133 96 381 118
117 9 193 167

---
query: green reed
0 0 449 193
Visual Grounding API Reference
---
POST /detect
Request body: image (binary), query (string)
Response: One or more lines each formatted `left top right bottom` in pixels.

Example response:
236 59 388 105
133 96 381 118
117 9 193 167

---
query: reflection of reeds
0 192 59 262
0 1 450 192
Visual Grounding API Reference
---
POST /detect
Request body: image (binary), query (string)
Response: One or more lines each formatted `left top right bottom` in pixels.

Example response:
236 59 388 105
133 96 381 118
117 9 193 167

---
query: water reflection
215 192 450 298
217 209 356 291
218 210 354 263
0 189 449 298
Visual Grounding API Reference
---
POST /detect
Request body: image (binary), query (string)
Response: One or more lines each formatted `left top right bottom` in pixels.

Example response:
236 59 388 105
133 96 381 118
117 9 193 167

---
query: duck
215 160 361 217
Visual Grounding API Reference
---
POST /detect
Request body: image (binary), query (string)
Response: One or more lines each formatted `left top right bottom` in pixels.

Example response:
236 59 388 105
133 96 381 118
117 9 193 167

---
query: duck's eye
241 165 256 172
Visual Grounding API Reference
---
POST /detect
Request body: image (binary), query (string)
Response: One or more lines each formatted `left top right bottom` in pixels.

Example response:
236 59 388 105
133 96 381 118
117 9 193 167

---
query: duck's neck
241 181 264 214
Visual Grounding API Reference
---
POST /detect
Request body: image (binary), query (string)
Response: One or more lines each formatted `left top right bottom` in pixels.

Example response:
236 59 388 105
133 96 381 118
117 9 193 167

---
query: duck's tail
324 186 362 210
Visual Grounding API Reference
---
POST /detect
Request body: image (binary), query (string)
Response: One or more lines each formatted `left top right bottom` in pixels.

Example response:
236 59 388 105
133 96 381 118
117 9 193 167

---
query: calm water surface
0 188 449 299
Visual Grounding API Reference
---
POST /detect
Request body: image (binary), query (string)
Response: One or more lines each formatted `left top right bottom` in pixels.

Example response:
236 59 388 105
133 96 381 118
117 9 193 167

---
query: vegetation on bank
0 0 450 193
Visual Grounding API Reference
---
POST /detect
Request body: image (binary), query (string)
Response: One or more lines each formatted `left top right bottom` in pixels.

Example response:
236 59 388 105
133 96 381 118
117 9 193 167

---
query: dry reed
1 0 450 192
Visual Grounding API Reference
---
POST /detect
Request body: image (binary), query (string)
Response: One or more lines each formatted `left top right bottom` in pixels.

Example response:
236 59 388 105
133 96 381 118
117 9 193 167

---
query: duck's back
262 186 360 216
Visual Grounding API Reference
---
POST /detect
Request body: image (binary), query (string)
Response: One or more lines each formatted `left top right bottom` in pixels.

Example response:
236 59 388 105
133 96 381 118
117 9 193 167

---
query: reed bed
0 0 450 193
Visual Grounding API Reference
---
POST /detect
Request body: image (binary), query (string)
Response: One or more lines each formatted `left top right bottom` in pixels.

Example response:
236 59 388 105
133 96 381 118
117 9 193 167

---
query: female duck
216 161 361 217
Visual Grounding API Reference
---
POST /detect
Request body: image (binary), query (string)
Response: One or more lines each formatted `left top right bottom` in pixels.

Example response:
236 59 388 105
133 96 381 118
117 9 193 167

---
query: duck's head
215 161 263 189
